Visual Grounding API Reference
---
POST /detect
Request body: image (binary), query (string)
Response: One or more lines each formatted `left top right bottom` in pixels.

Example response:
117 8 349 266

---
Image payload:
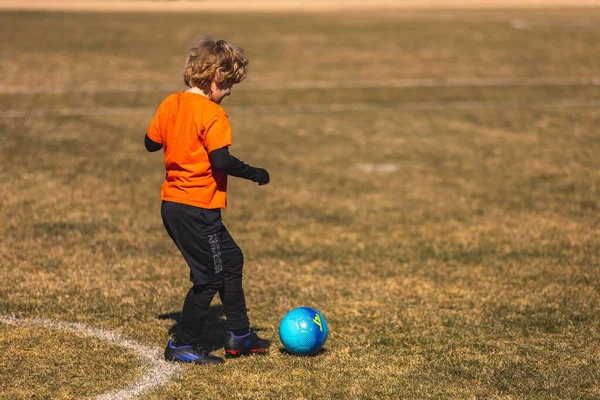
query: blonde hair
183 35 249 91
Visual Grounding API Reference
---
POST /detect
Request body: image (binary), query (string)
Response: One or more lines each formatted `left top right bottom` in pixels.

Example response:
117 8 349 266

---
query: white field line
1 99 599 118
1 76 600 94
510 19 600 29
0 315 179 400
356 163 399 173
246 77 600 90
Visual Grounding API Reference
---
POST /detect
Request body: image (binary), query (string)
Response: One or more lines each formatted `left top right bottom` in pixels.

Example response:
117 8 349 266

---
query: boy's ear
209 75 218 91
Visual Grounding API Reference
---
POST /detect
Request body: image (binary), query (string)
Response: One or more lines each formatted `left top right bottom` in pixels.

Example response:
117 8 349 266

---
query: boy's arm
209 146 269 185
144 134 163 152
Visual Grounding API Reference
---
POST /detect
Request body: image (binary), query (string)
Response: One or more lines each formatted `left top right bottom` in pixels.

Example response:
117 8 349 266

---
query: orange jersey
147 92 232 209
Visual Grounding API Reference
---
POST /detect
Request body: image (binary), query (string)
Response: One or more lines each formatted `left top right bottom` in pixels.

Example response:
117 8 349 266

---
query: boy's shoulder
177 92 228 116
189 93 227 115
157 92 180 109
156 92 229 126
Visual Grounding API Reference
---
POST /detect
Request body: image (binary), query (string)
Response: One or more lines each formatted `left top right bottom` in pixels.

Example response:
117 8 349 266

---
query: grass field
0 7 599 400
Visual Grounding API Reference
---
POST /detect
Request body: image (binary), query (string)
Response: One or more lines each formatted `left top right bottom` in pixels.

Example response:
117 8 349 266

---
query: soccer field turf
0 8 599 399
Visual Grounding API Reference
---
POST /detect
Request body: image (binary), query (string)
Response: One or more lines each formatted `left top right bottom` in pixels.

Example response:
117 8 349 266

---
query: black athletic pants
161 201 250 344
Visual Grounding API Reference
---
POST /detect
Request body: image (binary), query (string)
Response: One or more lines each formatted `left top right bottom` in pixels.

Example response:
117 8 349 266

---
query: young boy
145 35 270 364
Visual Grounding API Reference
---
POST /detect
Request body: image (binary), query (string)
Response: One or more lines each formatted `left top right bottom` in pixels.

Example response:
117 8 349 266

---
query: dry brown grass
0 325 143 399
1 0 600 12
0 7 599 400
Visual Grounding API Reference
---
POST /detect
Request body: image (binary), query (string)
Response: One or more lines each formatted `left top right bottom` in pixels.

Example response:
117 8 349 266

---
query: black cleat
164 340 224 364
224 330 270 356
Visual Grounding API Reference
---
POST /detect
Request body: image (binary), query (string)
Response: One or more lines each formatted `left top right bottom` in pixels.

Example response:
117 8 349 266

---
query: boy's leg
165 284 224 364
176 282 221 345
219 225 270 355
161 202 226 353
218 225 250 334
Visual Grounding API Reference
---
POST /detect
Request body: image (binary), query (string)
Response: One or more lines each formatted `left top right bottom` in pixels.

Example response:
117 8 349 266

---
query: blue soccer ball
279 307 328 355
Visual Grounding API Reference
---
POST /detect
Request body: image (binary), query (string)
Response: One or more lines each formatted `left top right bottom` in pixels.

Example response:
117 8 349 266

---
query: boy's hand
254 168 270 186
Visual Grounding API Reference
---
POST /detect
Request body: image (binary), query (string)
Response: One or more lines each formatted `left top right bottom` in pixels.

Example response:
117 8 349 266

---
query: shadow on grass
278 347 328 357
157 305 227 351
157 306 272 352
